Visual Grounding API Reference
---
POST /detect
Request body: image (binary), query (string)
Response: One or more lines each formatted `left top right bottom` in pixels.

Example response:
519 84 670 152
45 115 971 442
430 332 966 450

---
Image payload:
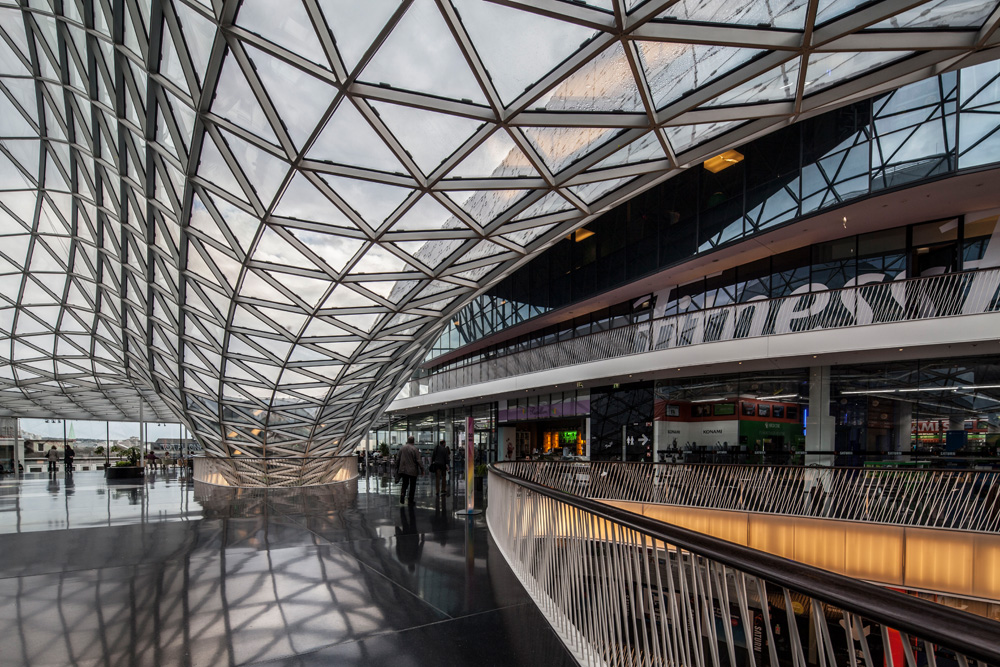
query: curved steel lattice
0 0 998 467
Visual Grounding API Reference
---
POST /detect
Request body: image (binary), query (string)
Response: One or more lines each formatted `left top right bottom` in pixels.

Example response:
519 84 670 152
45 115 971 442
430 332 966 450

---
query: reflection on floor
0 470 574 666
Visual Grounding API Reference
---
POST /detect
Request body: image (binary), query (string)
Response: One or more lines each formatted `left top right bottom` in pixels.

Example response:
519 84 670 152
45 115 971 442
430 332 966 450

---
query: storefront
498 390 589 459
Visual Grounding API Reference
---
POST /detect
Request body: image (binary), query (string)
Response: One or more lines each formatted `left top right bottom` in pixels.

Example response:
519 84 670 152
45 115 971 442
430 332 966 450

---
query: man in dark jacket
431 440 450 496
397 436 423 505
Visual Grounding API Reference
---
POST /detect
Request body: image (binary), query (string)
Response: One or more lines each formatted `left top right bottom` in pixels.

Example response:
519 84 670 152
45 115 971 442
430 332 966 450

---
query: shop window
911 218 958 276
962 210 1000 269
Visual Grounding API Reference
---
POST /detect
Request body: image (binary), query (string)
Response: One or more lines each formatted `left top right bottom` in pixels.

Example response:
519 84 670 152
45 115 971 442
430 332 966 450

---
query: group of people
395 437 451 505
45 444 74 474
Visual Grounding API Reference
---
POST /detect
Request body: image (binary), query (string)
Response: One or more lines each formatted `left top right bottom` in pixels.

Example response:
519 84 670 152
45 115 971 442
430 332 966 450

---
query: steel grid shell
0 0 998 470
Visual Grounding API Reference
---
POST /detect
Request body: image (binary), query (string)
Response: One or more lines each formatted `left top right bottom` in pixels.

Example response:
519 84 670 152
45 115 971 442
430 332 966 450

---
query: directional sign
638 434 650 447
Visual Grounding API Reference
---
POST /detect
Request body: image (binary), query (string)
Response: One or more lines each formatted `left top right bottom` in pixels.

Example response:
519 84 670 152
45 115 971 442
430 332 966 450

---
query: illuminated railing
422 267 1000 394
192 455 358 488
487 464 1000 667
494 460 1000 533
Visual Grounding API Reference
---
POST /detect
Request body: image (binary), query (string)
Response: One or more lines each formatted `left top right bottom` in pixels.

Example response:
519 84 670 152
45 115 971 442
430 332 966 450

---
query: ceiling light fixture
703 150 744 173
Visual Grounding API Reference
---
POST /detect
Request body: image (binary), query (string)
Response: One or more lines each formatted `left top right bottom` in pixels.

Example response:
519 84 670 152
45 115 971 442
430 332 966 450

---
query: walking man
397 436 423 505
431 439 450 496
46 445 59 474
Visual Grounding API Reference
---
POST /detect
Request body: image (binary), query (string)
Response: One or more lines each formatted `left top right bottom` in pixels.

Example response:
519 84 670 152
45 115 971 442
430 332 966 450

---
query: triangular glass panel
370 100 483 175
444 189 527 225
702 59 800 107
535 42 643 112
521 126 619 173
448 131 538 178
512 191 573 221
656 0 808 30
239 270 295 304
451 0 599 105
356 279 406 301
266 270 331 308
351 243 409 274
253 226 314 268
301 316 348 338
590 132 666 170
333 312 381 333
273 172 356 228
237 0 329 67
204 192 261 254
210 52 280 145
665 121 744 153
286 227 365 274
159 20 188 92
3 78 39 123
323 284 378 308
173 1 215 85
501 223 556 247
220 129 290 209
0 30 28 76
309 100 405 172
815 0 871 25
569 176 635 205
244 43 337 149
804 52 912 97
360 0 487 105
637 41 762 110
198 133 249 202
870 0 995 29
318 0 402 72
319 173 412 225
392 239 464 269
388 194 463 232
0 151 32 189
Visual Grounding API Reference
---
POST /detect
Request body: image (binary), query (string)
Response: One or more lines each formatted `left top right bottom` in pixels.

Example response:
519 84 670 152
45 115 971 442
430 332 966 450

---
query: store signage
648 264 1000 347
466 416 475 513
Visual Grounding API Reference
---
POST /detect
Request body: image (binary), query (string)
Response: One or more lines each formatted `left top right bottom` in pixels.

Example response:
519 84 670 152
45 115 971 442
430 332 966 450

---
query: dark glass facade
427 62 1000 361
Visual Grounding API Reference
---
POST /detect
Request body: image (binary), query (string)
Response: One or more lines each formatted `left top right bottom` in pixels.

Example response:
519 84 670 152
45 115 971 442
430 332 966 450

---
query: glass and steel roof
0 0 997 456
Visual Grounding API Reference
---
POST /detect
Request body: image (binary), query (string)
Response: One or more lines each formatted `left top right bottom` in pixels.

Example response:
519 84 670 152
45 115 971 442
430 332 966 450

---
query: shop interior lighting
758 394 799 400
566 228 595 242
703 150 745 173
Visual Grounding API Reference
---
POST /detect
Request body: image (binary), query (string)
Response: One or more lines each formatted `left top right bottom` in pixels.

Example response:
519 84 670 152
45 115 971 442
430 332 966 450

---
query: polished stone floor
0 470 575 666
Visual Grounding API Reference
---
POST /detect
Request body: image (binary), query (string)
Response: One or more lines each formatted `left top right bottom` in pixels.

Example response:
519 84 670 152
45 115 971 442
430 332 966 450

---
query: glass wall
425 210 999 377
16 418 193 471
427 60 1000 361
369 403 497 463
650 357 1000 468
655 370 809 466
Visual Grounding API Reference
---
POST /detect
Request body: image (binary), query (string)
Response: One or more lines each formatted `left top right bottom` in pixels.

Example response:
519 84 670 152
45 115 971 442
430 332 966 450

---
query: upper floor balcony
399 266 1000 401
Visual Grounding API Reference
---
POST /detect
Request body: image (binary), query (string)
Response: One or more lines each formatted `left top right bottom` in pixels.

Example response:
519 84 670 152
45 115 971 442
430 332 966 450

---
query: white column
806 366 835 467
894 401 912 452
585 417 592 460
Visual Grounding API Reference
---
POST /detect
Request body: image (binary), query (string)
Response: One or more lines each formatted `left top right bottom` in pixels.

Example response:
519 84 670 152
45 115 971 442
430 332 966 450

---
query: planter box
105 466 144 480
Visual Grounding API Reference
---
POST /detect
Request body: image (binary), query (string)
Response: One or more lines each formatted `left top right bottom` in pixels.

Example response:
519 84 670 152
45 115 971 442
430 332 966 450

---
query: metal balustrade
193 455 358 488
487 464 1000 667
423 267 1000 394
494 461 1000 533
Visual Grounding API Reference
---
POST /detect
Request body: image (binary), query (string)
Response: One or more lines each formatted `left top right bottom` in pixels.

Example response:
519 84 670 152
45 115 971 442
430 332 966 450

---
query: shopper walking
64 444 75 474
46 445 59 473
431 440 450 496
397 436 423 505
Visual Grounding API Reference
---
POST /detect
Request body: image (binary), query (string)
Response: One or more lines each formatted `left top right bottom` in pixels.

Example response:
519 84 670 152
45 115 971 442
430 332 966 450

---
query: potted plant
93 445 110 469
105 445 144 480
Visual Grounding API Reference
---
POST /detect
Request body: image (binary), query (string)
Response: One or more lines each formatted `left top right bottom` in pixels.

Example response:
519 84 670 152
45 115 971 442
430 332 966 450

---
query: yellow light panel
703 149 745 173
